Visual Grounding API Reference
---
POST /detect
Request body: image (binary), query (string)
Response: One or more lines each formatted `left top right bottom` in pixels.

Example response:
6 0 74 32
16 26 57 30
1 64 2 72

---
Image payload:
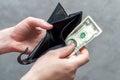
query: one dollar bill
65 16 102 56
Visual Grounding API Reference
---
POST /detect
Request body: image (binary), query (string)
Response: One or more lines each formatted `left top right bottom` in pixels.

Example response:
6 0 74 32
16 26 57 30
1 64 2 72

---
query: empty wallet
17 3 83 65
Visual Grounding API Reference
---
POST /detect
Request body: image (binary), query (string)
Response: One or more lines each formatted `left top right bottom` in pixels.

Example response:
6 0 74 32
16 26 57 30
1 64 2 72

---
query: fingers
71 47 90 68
52 44 75 58
24 17 53 30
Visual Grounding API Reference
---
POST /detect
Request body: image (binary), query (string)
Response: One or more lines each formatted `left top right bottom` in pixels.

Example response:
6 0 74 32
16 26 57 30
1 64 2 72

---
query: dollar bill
65 16 102 56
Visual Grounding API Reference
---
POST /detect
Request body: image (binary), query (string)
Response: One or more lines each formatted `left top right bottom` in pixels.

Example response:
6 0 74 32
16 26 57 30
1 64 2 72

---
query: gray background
0 0 120 80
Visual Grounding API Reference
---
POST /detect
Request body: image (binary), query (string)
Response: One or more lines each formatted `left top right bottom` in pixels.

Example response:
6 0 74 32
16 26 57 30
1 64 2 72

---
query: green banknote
65 16 102 56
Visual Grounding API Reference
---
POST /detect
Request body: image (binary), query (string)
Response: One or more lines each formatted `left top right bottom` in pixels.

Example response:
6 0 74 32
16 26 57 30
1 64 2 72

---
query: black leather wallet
17 3 83 65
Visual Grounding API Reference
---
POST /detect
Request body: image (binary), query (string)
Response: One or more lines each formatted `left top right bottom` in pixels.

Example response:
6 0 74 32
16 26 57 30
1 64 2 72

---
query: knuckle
26 17 34 20
47 50 56 55
64 62 76 72
85 53 90 62
25 17 35 23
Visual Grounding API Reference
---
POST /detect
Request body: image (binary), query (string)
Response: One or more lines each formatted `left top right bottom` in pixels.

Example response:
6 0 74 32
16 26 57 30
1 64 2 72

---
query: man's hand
11 17 53 53
21 44 89 80
0 17 52 54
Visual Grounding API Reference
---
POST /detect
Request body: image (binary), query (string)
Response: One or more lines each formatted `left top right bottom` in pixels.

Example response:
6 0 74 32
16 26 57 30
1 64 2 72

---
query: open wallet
17 3 83 65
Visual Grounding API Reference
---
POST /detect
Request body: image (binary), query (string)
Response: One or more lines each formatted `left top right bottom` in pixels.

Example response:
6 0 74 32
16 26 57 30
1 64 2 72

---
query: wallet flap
48 3 68 23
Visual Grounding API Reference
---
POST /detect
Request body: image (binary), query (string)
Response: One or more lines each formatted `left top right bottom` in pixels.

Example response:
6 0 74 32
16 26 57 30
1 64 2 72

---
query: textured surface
0 0 120 80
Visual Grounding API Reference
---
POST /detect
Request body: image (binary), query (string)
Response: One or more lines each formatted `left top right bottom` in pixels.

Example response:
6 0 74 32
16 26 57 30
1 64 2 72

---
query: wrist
20 71 42 80
20 66 50 80
0 27 14 54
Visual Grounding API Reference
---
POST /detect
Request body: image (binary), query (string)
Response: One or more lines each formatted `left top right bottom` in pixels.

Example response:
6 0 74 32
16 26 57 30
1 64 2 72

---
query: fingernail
49 24 53 28
46 23 53 28
41 19 53 27
69 43 75 47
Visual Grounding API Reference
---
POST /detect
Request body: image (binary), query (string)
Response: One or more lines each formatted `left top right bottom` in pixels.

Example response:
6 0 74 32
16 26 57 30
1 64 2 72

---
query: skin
21 45 89 80
0 17 53 54
0 17 90 80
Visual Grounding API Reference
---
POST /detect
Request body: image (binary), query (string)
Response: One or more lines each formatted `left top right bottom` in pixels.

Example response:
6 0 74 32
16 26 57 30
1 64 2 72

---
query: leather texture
17 3 83 65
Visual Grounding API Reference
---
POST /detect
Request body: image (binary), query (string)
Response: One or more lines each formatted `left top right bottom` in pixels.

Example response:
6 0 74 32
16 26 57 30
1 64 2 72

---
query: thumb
54 43 75 58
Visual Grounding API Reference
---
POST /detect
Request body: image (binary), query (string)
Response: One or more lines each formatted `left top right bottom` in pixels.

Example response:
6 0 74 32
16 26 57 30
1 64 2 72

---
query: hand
21 44 89 80
0 17 53 54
